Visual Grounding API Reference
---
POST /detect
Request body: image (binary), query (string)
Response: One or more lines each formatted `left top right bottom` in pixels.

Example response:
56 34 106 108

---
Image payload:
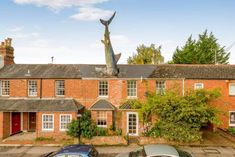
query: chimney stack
0 38 15 67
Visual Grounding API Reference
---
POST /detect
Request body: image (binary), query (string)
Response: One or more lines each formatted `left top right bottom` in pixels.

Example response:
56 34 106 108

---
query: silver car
127 144 194 157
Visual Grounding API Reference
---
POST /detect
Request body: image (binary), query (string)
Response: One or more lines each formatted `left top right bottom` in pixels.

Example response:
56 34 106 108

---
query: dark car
41 144 99 157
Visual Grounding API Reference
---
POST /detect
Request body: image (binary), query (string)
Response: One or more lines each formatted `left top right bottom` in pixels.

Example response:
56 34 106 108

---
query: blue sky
0 0 235 64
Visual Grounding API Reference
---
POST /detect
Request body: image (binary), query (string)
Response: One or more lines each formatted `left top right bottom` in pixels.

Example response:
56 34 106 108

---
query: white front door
127 112 138 136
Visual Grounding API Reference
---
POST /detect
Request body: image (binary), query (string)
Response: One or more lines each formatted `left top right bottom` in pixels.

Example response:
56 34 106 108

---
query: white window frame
42 114 54 131
229 111 235 127
126 112 139 136
98 80 108 97
59 114 72 131
55 80 65 96
28 80 38 97
194 83 204 90
156 81 166 95
229 83 235 96
0 80 10 96
97 111 107 128
127 80 137 98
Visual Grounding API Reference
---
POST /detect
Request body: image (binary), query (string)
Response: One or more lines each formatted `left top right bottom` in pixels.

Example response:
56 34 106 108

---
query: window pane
97 111 107 127
127 81 137 97
55 80 65 96
194 83 203 90
98 81 108 96
229 84 235 95
1 80 10 96
156 81 165 95
42 115 53 130
230 112 235 125
60 115 71 130
28 80 37 96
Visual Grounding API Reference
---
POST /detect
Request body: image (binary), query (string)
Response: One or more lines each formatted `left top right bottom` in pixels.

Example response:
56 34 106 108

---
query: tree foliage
67 110 97 139
127 44 164 64
172 30 230 64
140 89 221 142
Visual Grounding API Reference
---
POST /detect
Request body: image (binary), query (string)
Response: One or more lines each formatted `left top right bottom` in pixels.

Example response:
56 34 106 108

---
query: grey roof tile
90 99 115 110
0 99 84 112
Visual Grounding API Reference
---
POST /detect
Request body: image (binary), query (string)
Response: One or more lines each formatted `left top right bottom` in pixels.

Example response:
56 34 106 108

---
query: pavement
0 145 235 157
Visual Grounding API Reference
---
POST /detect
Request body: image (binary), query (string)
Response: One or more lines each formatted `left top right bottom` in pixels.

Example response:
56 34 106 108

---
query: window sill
98 96 108 99
127 96 137 99
41 129 54 132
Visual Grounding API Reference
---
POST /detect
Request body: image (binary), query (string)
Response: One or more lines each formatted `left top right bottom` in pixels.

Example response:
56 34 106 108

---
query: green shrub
67 110 97 139
97 127 107 136
228 127 235 135
35 137 55 142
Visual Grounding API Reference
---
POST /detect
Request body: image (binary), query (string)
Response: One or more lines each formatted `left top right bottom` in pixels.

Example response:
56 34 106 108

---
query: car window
176 149 192 157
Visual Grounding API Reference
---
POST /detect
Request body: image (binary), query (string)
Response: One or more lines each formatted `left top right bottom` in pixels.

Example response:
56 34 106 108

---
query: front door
127 112 138 136
29 112 36 131
12 112 21 134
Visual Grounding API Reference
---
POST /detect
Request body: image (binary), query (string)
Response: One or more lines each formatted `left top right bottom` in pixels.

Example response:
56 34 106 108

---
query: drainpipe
40 78 42 99
182 78 185 96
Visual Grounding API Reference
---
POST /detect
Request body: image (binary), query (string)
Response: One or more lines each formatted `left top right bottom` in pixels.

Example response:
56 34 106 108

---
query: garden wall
81 136 127 145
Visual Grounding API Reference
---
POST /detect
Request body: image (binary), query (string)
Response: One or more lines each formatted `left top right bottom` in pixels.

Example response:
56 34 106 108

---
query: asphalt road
0 146 235 157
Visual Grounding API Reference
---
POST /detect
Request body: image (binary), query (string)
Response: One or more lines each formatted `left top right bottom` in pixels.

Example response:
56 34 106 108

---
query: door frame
126 112 138 136
28 112 36 132
11 112 22 135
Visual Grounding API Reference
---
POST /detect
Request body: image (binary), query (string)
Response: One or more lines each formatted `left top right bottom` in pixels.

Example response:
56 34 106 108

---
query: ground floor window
42 114 54 131
60 114 72 131
97 111 107 128
229 111 235 126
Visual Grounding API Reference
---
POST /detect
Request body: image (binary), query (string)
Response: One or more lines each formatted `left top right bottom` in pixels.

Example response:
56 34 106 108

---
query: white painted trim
42 114 54 131
97 111 108 128
28 80 38 97
194 83 204 90
229 83 235 96
229 111 235 126
126 112 138 136
98 80 109 98
59 114 72 131
127 80 138 98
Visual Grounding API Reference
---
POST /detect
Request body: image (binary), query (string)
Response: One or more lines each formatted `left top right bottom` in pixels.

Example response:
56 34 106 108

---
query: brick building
0 38 235 139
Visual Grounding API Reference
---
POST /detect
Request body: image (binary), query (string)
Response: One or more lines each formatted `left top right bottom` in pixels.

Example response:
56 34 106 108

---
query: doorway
11 112 21 134
28 112 36 132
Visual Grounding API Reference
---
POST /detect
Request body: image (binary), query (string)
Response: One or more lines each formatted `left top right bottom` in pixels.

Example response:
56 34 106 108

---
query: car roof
56 144 92 156
144 144 179 157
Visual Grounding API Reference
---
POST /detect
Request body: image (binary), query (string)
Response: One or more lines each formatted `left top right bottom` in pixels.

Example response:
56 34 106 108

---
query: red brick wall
36 112 77 139
0 112 11 139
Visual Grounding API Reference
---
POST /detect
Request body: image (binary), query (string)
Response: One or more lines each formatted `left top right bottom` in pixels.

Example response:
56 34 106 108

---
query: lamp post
77 113 82 144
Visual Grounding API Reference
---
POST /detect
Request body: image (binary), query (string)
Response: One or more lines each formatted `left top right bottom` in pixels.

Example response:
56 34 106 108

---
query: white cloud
70 7 113 21
13 0 109 11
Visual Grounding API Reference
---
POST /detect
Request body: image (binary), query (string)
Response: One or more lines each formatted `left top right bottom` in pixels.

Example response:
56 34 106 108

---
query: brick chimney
0 38 15 67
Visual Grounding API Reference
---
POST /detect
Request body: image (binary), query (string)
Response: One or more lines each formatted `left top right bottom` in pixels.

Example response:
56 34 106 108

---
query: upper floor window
0 80 10 96
229 111 235 126
28 80 37 97
98 80 108 97
229 83 235 96
156 81 165 95
42 114 54 131
97 111 107 128
127 80 137 97
60 114 72 131
55 80 65 96
194 83 204 90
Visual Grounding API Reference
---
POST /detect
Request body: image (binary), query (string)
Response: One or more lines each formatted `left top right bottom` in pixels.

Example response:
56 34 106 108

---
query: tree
67 110 97 139
127 44 164 64
140 89 221 142
172 30 230 64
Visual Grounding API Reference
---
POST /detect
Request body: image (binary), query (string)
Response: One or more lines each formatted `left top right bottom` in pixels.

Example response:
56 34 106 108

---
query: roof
144 144 179 157
90 99 115 110
149 64 235 79
0 64 235 79
119 99 141 110
56 144 93 156
0 99 84 112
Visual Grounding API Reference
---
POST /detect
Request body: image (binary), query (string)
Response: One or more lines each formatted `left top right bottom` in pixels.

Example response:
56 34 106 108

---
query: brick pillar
0 38 15 66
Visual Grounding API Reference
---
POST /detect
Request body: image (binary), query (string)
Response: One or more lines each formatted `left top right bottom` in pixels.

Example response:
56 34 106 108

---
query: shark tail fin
100 11 116 26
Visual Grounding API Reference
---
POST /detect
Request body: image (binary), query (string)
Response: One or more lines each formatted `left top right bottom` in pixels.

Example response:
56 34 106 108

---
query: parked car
128 144 194 157
41 144 99 157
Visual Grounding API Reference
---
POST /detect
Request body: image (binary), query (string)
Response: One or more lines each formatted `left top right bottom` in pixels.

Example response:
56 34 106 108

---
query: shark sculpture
100 12 121 76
